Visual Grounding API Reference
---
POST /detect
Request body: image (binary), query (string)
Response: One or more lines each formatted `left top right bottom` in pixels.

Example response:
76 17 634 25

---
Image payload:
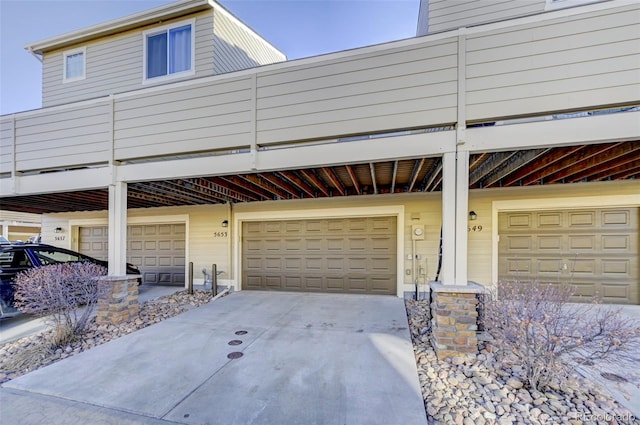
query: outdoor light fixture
469 211 477 221
221 220 229 228
54 227 63 233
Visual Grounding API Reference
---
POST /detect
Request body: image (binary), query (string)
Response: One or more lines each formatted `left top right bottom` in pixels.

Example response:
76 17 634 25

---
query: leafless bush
13 262 107 347
482 280 640 391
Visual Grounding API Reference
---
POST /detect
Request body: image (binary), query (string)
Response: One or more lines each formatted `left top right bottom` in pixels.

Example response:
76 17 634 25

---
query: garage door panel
499 208 638 304
243 217 396 295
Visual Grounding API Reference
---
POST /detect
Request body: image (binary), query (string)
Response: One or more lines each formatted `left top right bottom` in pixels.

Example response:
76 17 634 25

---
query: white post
108 181 127 275
441 151 457 285
455 149 469 285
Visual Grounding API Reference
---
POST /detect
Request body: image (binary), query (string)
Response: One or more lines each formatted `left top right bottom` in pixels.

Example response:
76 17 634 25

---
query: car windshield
31 249 85 265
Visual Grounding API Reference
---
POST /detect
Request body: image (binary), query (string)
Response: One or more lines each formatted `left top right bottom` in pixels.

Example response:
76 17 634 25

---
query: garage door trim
234 206 405 297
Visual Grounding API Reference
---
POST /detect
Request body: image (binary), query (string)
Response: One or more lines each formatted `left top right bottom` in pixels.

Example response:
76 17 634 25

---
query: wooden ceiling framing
1 142 638 214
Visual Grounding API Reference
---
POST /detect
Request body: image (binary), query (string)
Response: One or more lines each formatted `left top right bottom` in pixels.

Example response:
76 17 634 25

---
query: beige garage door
78 224 185 286
242 217 397 295
498 208 639 304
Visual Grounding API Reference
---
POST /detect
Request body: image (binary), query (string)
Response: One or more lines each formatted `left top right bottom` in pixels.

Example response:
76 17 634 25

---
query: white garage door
498 208 639 304
78 224 185 285
242 217 397 295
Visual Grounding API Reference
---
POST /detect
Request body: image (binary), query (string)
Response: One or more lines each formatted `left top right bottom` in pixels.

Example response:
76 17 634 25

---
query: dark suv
0 243 140 317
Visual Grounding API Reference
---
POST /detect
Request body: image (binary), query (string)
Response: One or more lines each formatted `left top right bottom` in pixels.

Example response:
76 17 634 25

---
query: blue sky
0 0 420 115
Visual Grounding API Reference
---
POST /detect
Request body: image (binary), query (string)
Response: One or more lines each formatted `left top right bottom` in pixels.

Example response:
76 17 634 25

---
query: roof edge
25 0 212 54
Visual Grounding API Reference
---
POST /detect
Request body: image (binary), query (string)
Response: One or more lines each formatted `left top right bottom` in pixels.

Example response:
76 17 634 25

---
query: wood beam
469 151 518 187
276 171 317 198
321 167 345 196
541 143 628 184
299 169 330 197
484 149 549 188
241 174 292 199
421 159 442 192
565 148 640 182
502 145 583 187
219 175 274 200
344 165 361 195
407 158 426 192
207 177 261 201
258 173 302 198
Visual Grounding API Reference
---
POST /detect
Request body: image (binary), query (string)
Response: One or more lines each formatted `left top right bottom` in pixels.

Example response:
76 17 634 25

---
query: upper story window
545 0 602 10
63 47 86 83
143 19 195 83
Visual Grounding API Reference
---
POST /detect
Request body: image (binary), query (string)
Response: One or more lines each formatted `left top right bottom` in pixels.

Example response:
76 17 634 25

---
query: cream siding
113 75 253 161
42 204 232 285
42 12 215 108
255 39 458 144
465 4 640 120
426 0 545 34
212 8 285 75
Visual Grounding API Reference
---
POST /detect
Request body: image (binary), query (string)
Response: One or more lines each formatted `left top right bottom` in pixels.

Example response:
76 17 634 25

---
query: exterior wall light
54 227 63 233
469 211 477 221
221 220 229 228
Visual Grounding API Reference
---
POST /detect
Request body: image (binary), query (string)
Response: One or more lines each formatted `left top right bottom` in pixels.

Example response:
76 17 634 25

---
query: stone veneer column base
429 281 484 361
97 275 140 325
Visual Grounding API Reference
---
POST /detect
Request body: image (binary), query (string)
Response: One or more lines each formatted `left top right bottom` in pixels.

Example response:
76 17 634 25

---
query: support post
108 181 127 276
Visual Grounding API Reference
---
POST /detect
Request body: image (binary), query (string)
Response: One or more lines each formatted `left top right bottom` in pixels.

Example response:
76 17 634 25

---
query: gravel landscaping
0 290 215 384
406 299 638 425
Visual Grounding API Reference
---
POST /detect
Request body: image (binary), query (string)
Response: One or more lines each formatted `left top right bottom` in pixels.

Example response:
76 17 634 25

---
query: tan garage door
499 208 639 304
242 217 397 295
78 224 185 286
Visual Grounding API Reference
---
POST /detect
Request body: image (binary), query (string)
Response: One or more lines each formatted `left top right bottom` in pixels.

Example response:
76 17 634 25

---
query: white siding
113 76 253 161
256 39 459 145
212 8 285 74
465 4 640 120
42 11 215 108
14 101 112 172
427 0 545 33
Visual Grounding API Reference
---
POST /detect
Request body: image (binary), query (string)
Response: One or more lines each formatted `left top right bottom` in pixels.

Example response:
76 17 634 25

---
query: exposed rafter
321 167 345 196
407 158 426 192
470 151 518 187
299 169 330 197
483 149 549 188
390 161 398 194
344 165 361 195
501 145 583 187
277 171 317 198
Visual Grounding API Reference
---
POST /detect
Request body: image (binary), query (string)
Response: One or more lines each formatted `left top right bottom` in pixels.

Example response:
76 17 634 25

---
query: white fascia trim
208 0 287 61
490 192 640 286
142 18 196 85
232 205 406 297
62 47 86 83
545 0 604 11
25 0 210 54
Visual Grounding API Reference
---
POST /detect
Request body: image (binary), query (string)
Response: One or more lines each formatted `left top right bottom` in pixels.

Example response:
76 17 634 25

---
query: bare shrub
482 280 640 391
13 262 108 347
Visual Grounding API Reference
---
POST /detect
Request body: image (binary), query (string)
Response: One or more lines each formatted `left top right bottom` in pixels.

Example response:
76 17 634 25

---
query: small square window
63 47 86 82
143 20 194 83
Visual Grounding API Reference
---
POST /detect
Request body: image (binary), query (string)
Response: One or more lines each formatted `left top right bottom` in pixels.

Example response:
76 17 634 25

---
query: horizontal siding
213 9 284 75
0 117 14 174
466 4 640 120
14 102 111 172
256 39 459 144
113 76 253 160
42 11 215 108
428 0 544 33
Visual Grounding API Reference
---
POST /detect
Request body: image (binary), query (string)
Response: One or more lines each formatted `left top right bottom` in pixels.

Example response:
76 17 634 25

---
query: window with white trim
143 20 195 82
63 47 86 83
545 0 602 11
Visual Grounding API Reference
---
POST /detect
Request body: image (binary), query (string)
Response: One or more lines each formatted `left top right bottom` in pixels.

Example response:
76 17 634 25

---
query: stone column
97 276 139 325
430 281 484 361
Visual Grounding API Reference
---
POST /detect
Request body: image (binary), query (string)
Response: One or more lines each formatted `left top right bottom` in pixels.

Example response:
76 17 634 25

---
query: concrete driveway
1 291 428 425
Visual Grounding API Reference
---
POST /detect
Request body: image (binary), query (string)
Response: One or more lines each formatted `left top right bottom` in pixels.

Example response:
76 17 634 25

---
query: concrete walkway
1 291 428 425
